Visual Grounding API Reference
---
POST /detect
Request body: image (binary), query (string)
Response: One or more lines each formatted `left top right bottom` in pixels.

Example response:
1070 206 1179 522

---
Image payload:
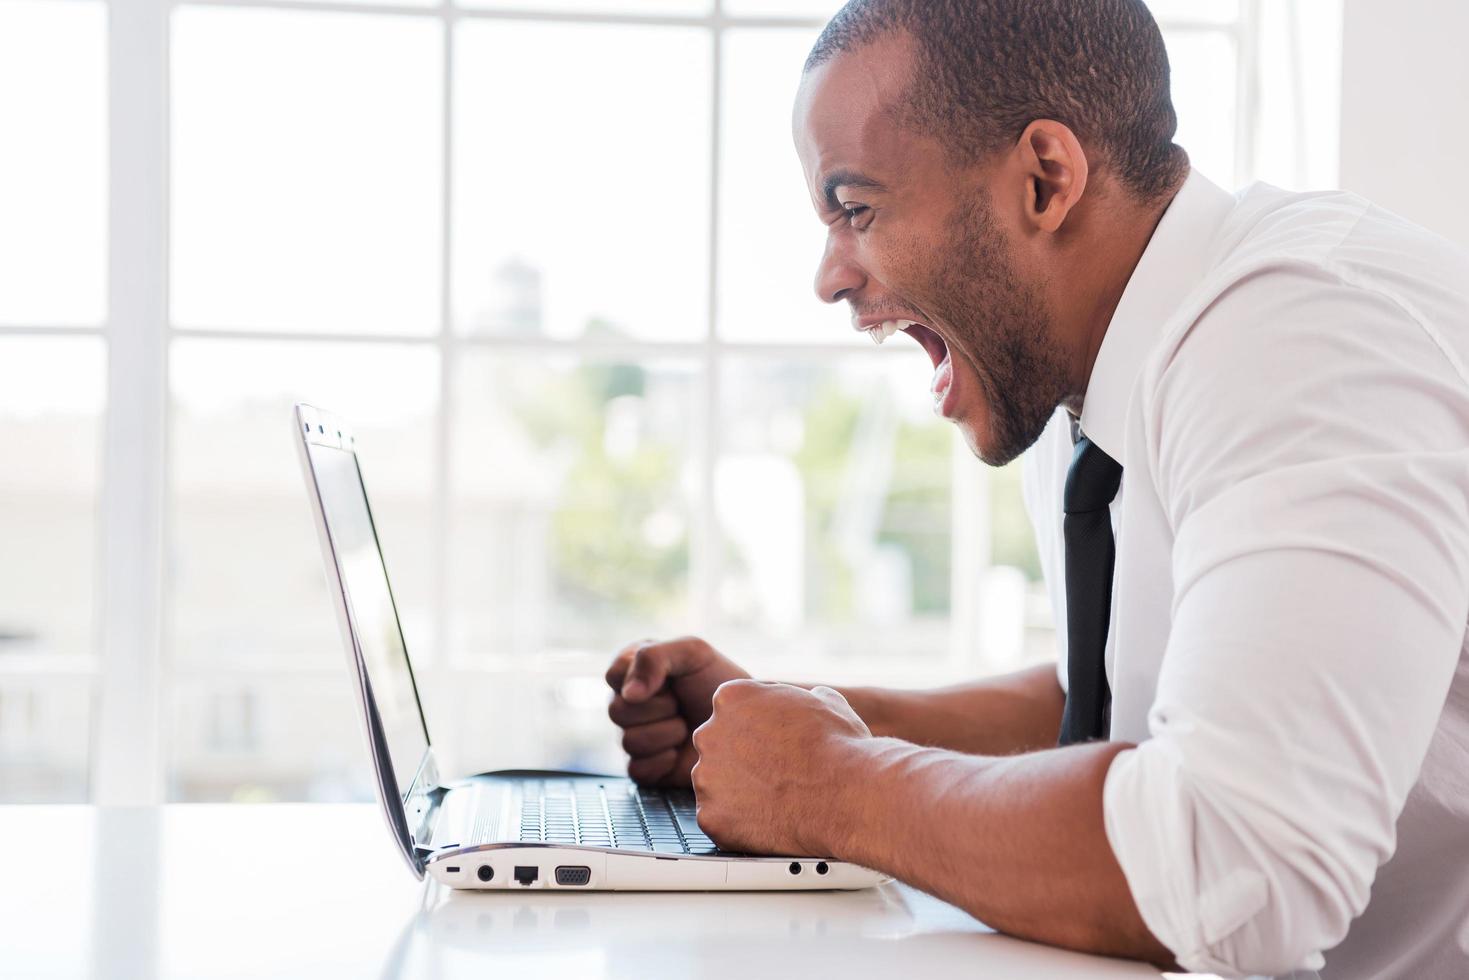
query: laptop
293 403 886 891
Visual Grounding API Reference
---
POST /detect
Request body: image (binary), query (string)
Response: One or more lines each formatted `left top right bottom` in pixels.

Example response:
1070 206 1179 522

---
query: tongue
930 356 952 401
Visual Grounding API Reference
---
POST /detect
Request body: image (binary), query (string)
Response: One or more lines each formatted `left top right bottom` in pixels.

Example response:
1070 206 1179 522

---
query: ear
1016 120 1089 234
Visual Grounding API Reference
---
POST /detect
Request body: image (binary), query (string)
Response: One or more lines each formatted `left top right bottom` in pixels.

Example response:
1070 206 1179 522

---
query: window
0 0 1339 803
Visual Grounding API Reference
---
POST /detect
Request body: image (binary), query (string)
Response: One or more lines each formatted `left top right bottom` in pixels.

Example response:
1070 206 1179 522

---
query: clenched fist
604 636 750 787
690 680 872 856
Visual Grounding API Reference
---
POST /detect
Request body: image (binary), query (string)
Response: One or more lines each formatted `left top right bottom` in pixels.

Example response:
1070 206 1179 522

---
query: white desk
0 804 1167 979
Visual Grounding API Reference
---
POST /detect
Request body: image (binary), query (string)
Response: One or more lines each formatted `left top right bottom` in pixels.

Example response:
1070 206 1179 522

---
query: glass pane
417 670 625 779
449 354 696 658
169 674 373 802
0 1 105 326
171 8 442 334
168 339 438 799
720 29 857 345
0 337 105 663
1147 0 1239 24
271 0 435 7
989 458 1060 667
1253 0 1343 191
716 351 953 666
1165 30 1238 187
0 336 103 802
168 340 438 673
462 0 710 12
0 679 92 803
723 2 1237 27
171 669 629 801
453 22 710 341
724 0 841 17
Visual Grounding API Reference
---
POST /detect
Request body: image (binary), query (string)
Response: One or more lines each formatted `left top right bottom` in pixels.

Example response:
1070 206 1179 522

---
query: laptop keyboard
513 779 719 854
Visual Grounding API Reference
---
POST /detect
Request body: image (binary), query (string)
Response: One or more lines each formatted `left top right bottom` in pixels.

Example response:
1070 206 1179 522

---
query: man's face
793 37 1071 465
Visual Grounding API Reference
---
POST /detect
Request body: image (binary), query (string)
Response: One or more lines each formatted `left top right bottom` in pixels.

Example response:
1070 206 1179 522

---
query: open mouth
861 318 956 416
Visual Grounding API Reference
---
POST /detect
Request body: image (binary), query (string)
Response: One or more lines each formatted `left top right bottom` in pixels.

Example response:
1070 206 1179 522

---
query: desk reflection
380 880 1155 980
381 883 918 979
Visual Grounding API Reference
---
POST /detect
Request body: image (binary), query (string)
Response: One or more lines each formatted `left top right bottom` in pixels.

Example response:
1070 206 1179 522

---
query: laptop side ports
554 865 591 886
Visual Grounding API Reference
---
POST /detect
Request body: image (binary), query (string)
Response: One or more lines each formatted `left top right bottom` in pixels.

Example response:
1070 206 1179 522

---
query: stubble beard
929 195 1072 467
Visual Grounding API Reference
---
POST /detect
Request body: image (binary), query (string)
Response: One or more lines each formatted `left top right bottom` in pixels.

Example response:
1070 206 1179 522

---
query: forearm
828 663 1066 756
825 737 1176 968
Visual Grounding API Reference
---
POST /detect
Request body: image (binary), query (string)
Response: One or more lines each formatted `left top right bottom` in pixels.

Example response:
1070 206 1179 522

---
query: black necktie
1058 428 1123 746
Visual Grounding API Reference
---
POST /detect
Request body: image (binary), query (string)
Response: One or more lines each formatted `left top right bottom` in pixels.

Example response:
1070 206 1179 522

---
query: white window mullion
949 436 990 671
93 0 171 805
690 13 724 635
432 10 455 669
1234 1 1262 185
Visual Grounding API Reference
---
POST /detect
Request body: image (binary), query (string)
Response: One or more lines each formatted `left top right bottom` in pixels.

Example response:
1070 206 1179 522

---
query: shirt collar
1078 169 1237 458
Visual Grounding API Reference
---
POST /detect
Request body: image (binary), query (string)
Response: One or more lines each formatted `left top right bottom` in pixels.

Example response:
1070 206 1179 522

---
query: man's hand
604 636 750 787
690 680 871 856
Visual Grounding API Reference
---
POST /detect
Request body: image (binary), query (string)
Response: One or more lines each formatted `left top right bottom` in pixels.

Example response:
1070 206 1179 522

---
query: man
604 2 1469 976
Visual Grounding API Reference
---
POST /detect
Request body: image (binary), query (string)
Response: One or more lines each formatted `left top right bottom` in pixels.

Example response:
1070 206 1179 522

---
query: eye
842 204 872 229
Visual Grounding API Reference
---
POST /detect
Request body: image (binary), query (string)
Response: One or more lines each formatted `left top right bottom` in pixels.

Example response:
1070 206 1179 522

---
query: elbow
1108 749 1386 977
1181 845 1370 978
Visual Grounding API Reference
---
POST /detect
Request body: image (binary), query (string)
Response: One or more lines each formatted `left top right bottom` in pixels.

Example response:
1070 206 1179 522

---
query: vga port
554 865 591 886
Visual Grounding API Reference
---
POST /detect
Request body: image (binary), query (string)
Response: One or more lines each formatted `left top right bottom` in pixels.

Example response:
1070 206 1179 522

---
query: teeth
867 319 916 345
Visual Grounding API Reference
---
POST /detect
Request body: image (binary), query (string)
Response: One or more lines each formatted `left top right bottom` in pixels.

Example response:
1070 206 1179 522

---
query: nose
813 232 865 305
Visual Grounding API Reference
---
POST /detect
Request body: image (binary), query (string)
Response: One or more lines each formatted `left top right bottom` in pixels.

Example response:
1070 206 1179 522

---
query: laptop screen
308 441 431 800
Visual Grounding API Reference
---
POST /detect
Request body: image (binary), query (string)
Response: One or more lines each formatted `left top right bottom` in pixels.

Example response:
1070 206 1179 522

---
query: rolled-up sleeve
1102 271 1469 976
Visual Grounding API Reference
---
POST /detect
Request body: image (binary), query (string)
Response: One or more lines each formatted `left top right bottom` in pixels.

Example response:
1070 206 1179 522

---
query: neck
1057 186 1179 416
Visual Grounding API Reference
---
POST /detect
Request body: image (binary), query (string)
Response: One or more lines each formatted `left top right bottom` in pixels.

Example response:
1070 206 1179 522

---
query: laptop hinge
409 784 447 853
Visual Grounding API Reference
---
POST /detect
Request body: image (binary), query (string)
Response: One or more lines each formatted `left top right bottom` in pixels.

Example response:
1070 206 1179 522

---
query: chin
955 412 1024 468
948 366 1005 466
953 415 995 465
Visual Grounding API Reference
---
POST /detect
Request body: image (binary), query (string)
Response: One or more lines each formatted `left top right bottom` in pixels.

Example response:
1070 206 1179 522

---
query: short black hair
805 0 1188 202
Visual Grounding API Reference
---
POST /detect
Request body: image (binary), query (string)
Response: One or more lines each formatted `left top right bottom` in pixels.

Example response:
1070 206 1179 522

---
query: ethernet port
513 866 539 887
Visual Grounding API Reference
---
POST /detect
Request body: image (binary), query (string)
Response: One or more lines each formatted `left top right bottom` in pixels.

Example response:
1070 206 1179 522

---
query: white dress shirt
1022 171 1469 978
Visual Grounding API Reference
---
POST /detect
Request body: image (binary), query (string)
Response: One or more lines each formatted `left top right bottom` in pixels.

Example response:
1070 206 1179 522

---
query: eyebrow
821 169 886 211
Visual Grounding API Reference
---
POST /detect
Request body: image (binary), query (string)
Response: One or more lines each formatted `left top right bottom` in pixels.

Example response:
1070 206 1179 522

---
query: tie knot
1064 433 1122 514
